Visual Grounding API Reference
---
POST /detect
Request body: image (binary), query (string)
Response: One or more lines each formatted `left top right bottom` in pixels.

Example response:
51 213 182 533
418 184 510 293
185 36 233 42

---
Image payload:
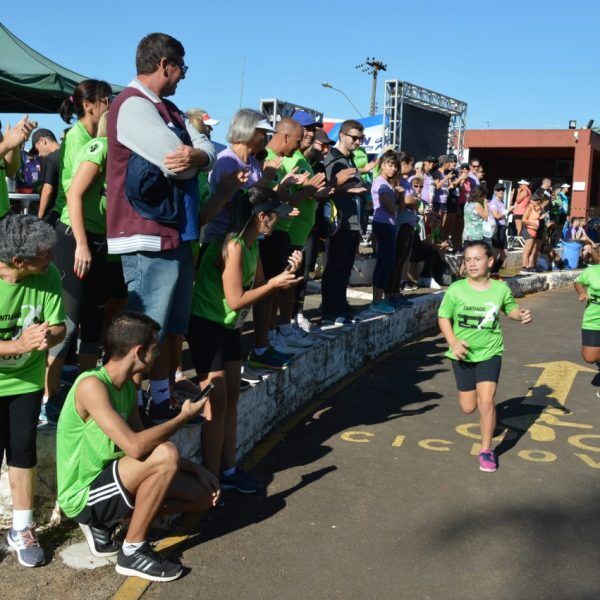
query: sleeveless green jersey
191 237 258 329
56 366 136 518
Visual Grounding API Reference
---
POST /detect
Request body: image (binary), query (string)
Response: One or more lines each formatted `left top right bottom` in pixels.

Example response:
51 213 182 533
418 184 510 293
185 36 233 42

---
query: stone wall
0 270 580 528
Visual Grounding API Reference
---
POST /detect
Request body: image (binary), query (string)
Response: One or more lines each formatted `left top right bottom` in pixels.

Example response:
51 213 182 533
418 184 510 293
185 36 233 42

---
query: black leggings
0 390 43 468
293 230 320 316
49 222 107 359
387 224 415 294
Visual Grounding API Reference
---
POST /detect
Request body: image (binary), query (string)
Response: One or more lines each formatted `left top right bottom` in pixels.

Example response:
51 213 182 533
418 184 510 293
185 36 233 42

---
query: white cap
256 119 277 133
560 183 571 188
202 113 220 126
517 179 530 185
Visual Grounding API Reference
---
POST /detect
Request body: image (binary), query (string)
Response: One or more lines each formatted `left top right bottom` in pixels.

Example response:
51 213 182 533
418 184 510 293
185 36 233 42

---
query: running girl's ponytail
59 79 113 124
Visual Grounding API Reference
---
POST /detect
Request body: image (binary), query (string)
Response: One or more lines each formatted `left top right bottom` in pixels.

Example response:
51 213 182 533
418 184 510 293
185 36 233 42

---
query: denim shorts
121 241 194 339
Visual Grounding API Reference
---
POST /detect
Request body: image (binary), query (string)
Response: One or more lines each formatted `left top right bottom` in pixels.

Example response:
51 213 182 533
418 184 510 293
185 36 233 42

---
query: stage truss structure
260 99 323 128
383 80 468 157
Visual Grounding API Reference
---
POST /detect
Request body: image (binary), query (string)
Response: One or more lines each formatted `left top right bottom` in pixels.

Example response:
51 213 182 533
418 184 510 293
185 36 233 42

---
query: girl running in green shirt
187 187 301 493
574 264 600 365
438 241 532 472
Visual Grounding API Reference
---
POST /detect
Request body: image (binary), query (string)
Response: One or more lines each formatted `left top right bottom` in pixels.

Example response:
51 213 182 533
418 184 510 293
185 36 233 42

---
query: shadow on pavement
176 336 446 551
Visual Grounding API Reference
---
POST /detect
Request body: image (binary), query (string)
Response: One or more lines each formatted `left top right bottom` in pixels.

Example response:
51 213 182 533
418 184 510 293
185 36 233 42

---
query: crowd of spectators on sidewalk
0 30 595 580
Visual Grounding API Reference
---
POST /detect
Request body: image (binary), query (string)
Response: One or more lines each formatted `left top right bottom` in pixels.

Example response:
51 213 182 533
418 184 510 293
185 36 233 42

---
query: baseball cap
292 110 322 128
202 112 219 126
315 129 335 145
517 179 530 185
255 119 277 133
30 128 55 149
447 153 458 162
423 155 436 163
494 183 506 191
561 183 571 189
250 190 295 219
437 154 449 164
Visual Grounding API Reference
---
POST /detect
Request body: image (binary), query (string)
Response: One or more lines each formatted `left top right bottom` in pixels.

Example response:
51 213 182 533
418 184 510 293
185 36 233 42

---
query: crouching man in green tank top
56 312 220 583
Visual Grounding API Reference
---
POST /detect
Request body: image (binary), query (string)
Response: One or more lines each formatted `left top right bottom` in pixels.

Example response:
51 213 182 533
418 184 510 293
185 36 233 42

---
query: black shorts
187 314 242 374
492 224 507 250
74 459 134 529
106 259 128 300
0 390 43 468
259 230 291 279
451 355 502 392
582 329 600 347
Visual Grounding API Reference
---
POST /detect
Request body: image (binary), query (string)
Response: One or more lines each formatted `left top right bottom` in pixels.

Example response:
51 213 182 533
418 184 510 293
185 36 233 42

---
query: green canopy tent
0 22 123 113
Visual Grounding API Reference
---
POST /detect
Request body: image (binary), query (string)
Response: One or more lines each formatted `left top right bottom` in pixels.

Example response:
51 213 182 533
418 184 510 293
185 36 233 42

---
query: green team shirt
283 149 316 246
265 147 294 233
191 237 259 329
438 279 518 363
0 159 9 218
56 366 136 518
353 147 372 185
54 121 92 217
0 264 66 396
576 265 600 330
59 137 107 235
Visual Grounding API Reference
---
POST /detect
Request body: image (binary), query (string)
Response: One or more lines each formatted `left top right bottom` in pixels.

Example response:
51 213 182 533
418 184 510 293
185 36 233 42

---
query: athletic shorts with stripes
74 460 134 529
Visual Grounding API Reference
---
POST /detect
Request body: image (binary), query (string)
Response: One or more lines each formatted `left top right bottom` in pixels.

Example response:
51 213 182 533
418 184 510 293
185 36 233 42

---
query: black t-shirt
39 149 60 213
323 147 363 231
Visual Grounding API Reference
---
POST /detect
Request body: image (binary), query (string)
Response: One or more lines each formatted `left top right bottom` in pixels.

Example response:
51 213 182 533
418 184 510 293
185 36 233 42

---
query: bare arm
221 242 301 311
0 321 65 357
66 161 101 279
506 307 532 323
474 202 489 220
77 377 204 460
37 183 55 219
574 281 588 301
438 316 469 360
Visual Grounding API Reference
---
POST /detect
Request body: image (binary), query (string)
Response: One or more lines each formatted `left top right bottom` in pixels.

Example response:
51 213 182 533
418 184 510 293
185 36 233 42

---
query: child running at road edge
438 240 532 472
574 263 600 365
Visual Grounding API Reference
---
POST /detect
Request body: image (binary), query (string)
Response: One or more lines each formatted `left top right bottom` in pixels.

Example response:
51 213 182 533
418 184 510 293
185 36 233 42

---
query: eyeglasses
412 184 423 188
470 164 480 169
168 60 188 77
344 133 364 142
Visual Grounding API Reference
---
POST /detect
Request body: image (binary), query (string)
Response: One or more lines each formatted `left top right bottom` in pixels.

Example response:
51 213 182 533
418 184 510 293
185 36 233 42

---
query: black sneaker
146 399 181 424
115 542 183 582
220 467 263 494
79 523 119 557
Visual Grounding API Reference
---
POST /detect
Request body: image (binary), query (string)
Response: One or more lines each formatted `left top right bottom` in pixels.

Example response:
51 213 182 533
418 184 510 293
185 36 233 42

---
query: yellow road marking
517 450 557 462
568 434 600 453
392 435 406 447
417 439 452 452
113 345 399 599
341 431 373 443
522 361 595 408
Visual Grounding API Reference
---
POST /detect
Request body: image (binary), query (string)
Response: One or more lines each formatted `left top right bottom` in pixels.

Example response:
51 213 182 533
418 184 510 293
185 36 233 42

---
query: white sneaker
279 327 317 348
417 276 441 290
295 313 311 333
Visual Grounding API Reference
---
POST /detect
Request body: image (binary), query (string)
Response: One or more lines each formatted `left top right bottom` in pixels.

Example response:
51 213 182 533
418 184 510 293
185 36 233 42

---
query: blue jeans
121 242 194 339
372 221 396 290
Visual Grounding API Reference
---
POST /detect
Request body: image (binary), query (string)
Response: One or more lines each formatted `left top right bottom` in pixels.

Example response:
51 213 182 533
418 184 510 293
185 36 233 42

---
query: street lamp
321 82 363 118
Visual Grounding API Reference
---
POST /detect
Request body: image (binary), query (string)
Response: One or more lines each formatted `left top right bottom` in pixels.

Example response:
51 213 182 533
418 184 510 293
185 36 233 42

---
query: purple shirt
421 172 434 204
487 195 506 226
203 147 263 243
371 175 397 225
432 169 448 205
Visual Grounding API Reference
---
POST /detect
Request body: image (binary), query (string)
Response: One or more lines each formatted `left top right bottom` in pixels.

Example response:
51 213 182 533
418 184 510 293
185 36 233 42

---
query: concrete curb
0 269 581 528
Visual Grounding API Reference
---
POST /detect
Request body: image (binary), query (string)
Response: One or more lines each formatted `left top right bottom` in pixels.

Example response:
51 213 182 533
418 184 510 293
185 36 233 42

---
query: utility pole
356 57 387 116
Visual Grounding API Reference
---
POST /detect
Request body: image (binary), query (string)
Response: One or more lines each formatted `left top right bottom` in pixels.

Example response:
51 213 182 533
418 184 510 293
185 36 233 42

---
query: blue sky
2 1 599 144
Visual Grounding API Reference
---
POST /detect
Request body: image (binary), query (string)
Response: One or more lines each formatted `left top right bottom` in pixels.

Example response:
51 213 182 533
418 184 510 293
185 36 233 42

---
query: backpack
315 198 341 239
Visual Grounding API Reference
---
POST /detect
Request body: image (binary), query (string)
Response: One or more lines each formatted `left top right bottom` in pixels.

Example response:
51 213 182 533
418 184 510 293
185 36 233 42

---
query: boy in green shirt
574 264 600 364
56 312 219 582
438 240 532 472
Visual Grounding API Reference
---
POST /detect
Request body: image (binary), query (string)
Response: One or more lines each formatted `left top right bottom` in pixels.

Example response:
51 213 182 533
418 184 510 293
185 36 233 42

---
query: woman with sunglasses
187 187 301 493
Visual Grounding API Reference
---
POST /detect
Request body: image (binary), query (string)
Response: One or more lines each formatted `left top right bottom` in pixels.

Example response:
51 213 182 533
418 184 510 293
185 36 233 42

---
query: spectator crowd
0 31 591 581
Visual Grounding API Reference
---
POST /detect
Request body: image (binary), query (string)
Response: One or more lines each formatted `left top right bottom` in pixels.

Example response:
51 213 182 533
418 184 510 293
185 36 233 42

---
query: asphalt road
141 286 600 600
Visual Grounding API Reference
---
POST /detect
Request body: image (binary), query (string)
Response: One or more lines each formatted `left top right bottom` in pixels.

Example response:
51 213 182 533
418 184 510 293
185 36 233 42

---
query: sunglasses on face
344 133 364 142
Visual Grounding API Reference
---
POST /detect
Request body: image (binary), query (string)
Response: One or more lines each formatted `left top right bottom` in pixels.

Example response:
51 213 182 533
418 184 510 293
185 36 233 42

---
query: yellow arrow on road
522 361 595 409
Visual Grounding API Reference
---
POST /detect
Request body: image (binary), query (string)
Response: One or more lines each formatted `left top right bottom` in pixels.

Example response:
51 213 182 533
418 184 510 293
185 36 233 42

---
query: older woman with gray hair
202 108 276 245
0 214 66 568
